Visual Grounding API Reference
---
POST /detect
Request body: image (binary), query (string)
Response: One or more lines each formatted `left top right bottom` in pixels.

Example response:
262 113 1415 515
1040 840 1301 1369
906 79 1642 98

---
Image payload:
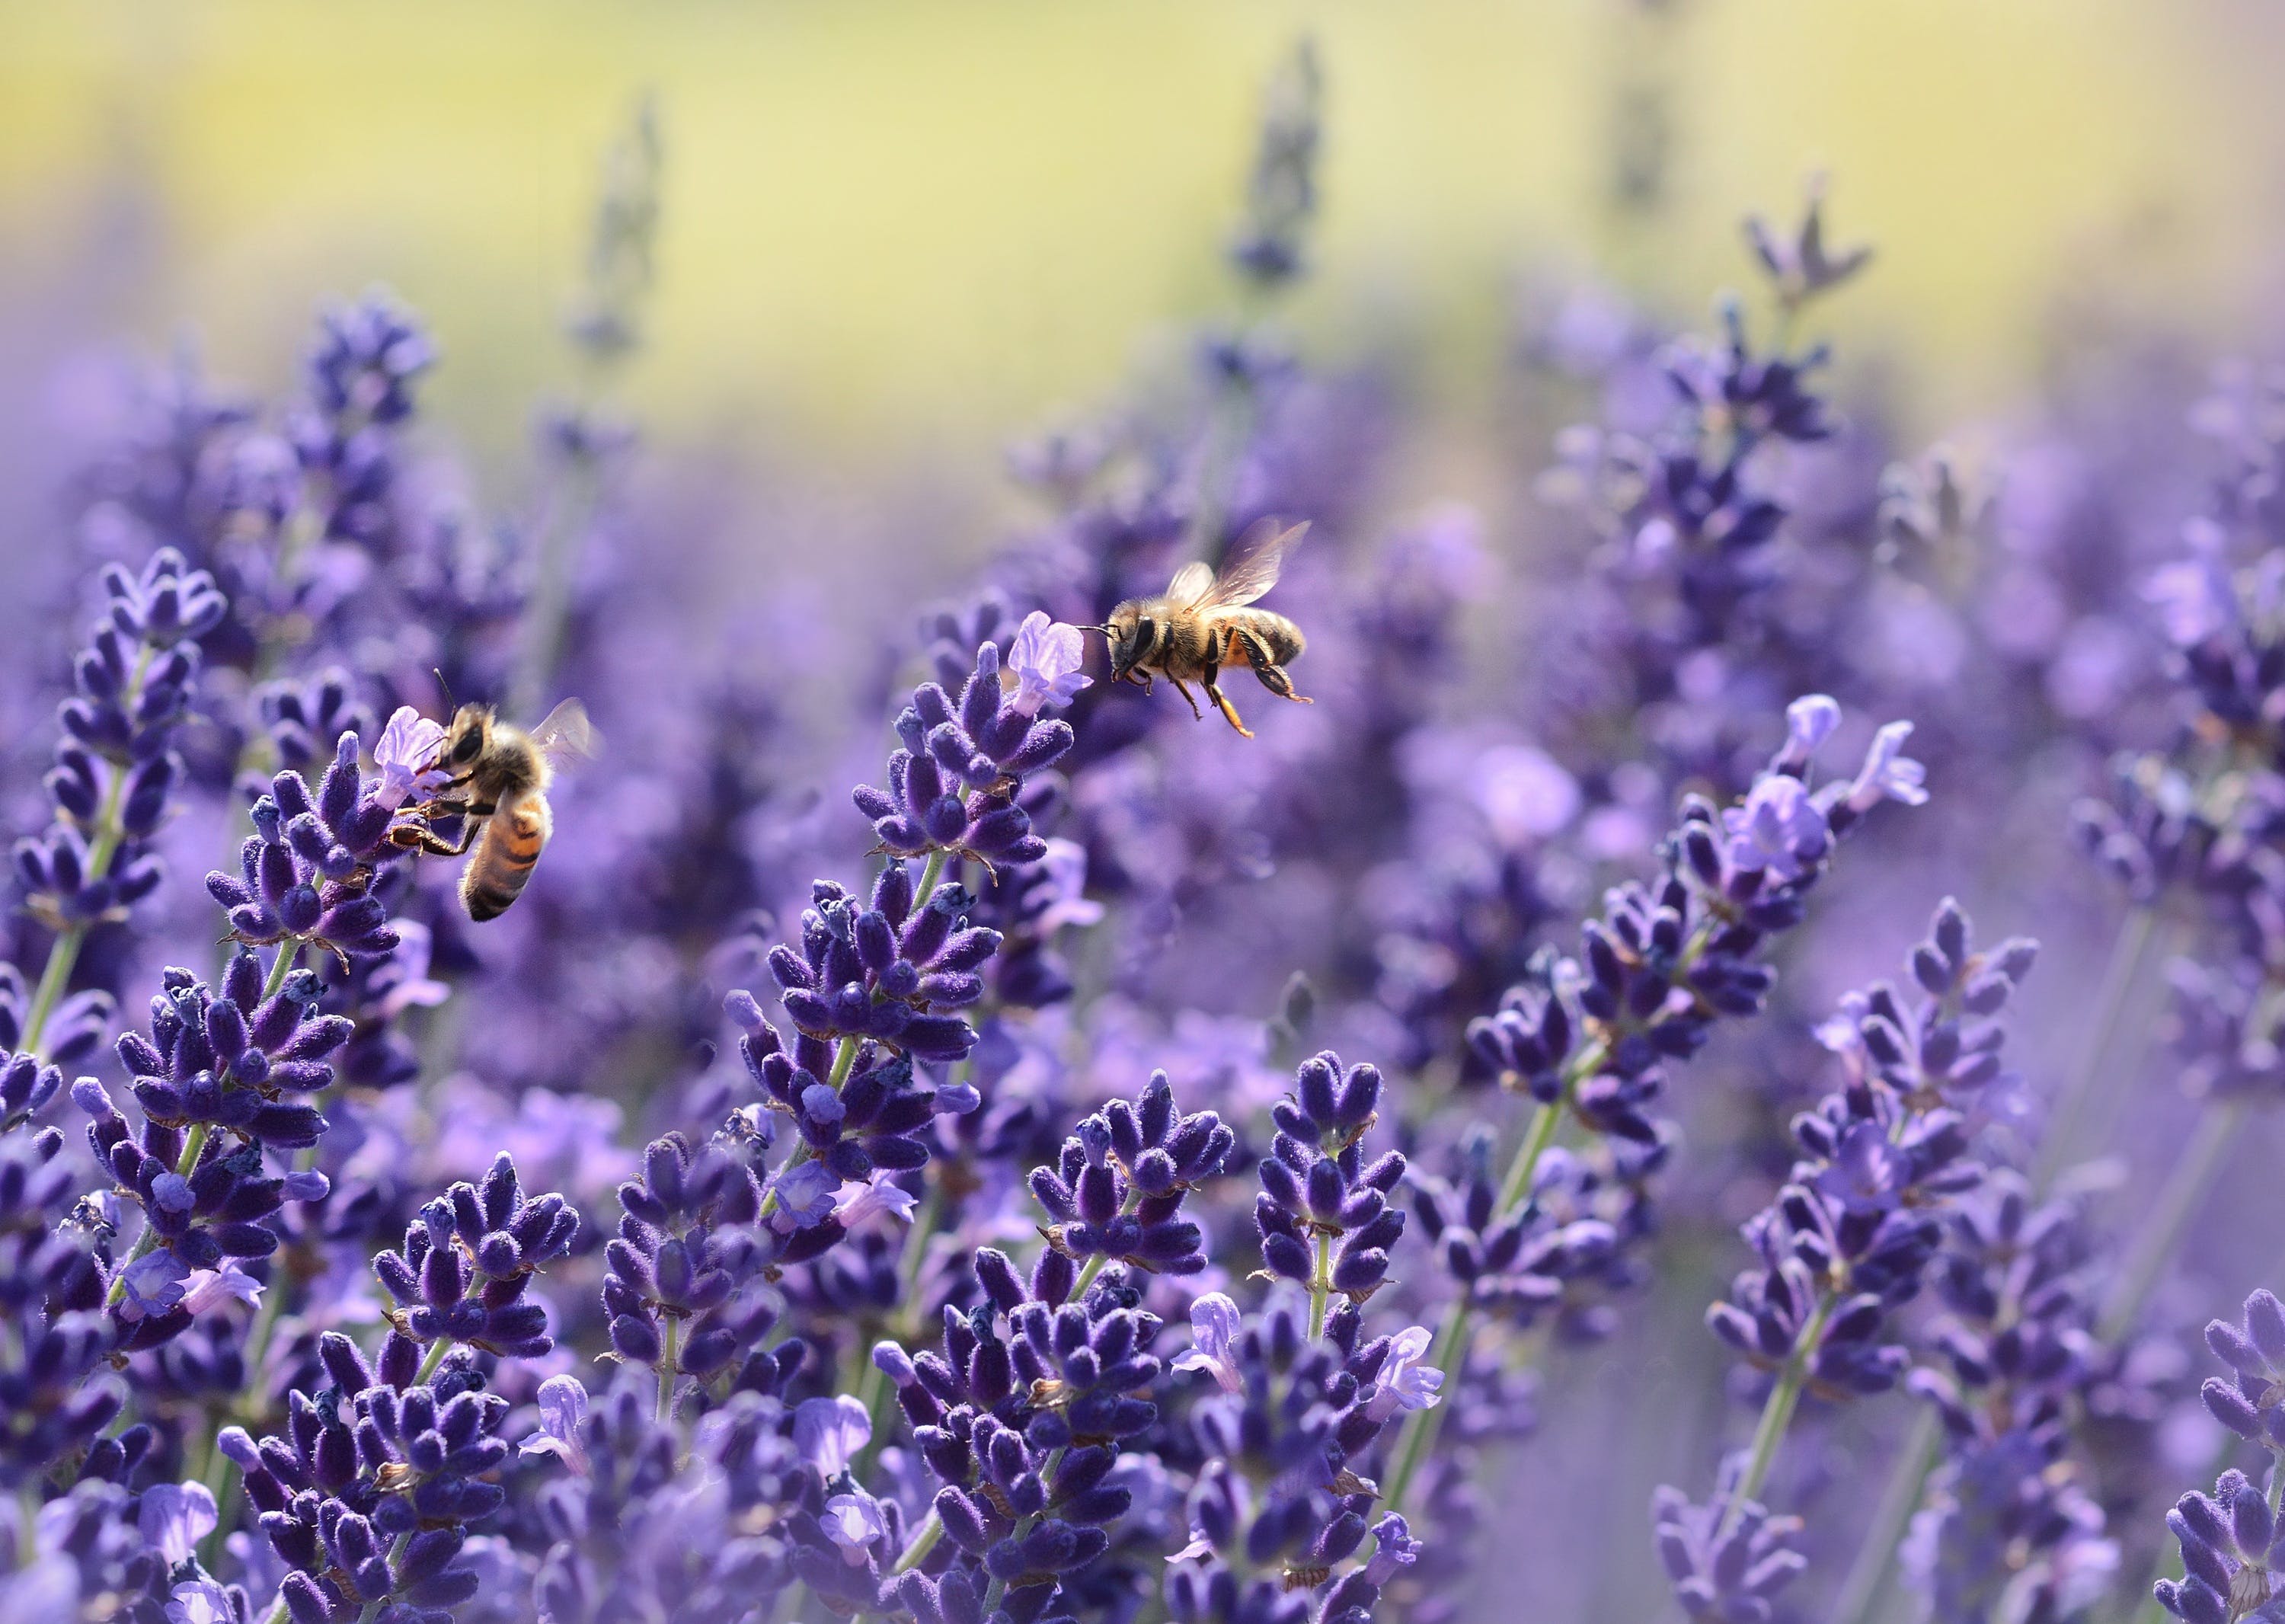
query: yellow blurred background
2 0 2277 482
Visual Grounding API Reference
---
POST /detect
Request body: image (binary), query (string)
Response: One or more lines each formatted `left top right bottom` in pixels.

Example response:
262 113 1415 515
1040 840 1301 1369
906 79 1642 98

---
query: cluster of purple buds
766 869 999 1063
528 1376 818 1623
0 1127 122 1485
1660 898 2031 1620
2070 753 2247 907
1030 1072 1233 1277
16 548 225 935
854 638 1079 874
876 1248 1158 1613
257 667 376 776
112 951 353 1149
730 989 955 1191
1708 906 2017 1397
71 956 356 1338
2 1478 218 1623
2144 545 2285 764
2153 1469 2285 1624
227 1330 500 1624
372 1153 578 1357
1412 1130 1634 1343
1468 697 1929 1143
1651 1469 1808 1624
1167 1296 1436 1616
287 291 435 551
208 727 426 965
1814 897 2039 1124
1902 1173 2114 1621
1254 1053 1405 1306
2199 1288 2285 1453
1225 37 1321 290
602 1130 792 1395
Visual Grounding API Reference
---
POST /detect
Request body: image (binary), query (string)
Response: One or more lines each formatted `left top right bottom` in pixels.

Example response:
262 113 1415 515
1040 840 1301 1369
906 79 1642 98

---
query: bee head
439 704 495 770
1099 602 1147 679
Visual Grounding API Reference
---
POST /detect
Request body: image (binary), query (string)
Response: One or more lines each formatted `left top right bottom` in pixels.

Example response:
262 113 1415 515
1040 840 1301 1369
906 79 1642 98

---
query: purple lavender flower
372 1152 578 1357
1005 611 1094 716
853 641 1075 872
1652 1471 1808 1623
1030 1072 1233 1276
518 1374 592 1476
2153 1470 2285 1624
1172 1291 1245 1393
13 549 223 1025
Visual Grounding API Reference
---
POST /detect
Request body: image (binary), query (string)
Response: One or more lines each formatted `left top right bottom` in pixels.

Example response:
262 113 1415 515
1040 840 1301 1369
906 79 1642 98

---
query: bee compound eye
452 732 483 763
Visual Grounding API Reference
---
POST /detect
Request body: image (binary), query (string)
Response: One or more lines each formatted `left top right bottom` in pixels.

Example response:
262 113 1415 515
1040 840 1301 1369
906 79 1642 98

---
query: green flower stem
657 1316 682 1423
1385 1095 1564 1514
1306 1229 1334 1340
21 645 158 1060
1828 1408 1941 1624
1716 1293 1838 1539
2032 904 2158 1193
893 1508 944 1574
2098 1099 2245 1345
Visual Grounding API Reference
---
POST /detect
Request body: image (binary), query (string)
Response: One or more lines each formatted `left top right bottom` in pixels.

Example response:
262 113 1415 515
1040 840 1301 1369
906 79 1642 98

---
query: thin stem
21 645 158 1060
2033 904 2156 1192
104 1122 213 1309
1830 1408 1941 1624
414 1337 454 1384
1385 1097 1563 1514
1495 1095 1568 1213
2098 1100 2244 1344
893 1508 944 1574
1717 1293 1837 1537
910 849 949 913
1306 1229 1333 1341
262 943 300 1000
851 1173 944 1477
507 452 602 724
657 1318 681 1424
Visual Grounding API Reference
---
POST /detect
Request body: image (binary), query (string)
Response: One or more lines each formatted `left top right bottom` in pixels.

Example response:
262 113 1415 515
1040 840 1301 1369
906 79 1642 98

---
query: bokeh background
6 0 2283 555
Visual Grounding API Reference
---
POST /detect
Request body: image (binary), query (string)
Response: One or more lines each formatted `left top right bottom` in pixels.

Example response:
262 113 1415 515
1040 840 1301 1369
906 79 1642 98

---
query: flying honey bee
391 699 599 920
1095 519 1312 738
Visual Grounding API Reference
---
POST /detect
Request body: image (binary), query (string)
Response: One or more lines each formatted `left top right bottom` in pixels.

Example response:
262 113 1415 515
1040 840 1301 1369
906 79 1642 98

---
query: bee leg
388 803 494 858
392 825 477 858
1199 663 1253 737
1168 678 1205 721
1238 628 1313 704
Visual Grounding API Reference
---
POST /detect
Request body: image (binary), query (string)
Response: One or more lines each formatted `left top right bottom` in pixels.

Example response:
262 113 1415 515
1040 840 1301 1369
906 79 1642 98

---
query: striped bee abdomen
461 793 553 922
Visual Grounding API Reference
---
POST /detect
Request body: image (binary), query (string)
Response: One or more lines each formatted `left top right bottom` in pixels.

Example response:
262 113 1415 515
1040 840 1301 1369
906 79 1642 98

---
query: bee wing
1164 561 1217 609
1200 519 1307 608
529 698 601 767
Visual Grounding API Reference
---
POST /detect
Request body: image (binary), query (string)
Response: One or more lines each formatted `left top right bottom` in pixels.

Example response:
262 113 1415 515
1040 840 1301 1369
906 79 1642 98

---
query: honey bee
1096 519 1312 737
392 699 598 920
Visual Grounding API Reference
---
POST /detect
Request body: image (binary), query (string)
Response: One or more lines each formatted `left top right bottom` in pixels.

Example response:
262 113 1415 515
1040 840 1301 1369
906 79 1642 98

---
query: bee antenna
433 667 455 713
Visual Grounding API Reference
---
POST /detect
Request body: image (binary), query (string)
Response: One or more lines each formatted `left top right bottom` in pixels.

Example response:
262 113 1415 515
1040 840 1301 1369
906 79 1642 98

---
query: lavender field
6 8 2285 1624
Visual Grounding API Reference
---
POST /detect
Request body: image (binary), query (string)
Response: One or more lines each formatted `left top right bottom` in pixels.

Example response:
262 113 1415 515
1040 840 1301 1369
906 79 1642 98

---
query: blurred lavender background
8 6 2285 1624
